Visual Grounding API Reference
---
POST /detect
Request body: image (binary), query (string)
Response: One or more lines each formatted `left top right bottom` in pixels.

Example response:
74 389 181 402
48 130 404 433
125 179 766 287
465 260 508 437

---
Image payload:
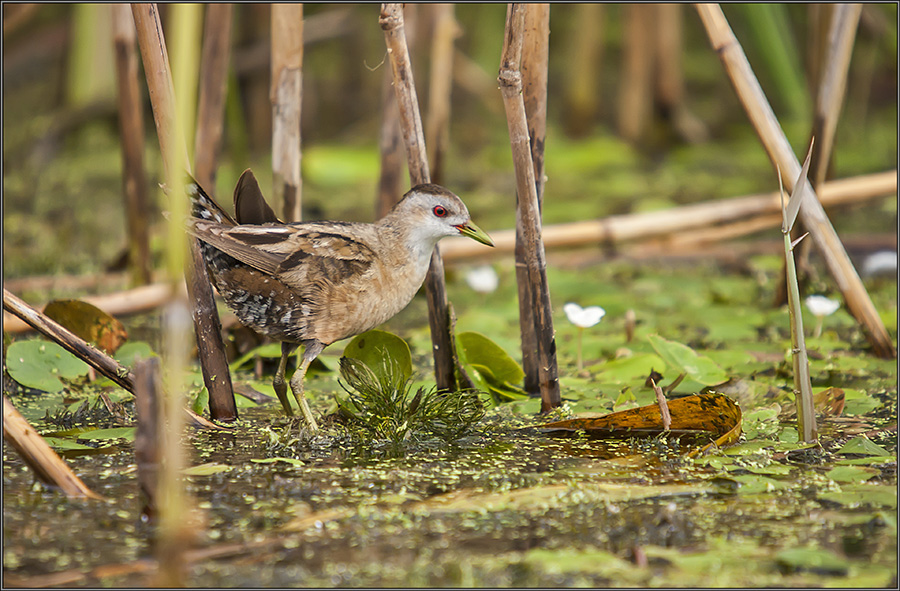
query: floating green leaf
6 340 91 392
825 465 879 483
838 435 890 456
776 547 849 576
343 330 412 388
647 334 728 385
457 331 525 403
77 427 135 441
250 457 305 467
113 341 156 367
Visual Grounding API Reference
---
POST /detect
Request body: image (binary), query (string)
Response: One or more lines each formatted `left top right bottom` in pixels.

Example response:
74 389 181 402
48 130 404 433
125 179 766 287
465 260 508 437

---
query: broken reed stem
517 3 550 396
271 4 303 222
132 3 237 421
134 357 162 518
194 3 233 190
425 3 456 185
696 4 895 359
3 395 103 500
112 4 152 287
649 379 672 431
499 4 561 411
380 2 457 392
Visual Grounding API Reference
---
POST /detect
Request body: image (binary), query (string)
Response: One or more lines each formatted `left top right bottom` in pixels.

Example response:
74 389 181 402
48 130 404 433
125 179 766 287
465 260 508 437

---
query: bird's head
388 184 494 251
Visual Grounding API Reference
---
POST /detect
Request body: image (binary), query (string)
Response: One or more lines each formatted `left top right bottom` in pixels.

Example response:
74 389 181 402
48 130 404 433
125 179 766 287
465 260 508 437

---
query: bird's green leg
273 342 298 416
288 340 325 432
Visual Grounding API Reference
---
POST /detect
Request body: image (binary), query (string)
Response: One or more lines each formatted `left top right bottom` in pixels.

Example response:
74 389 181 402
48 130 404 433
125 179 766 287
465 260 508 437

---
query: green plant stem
784 232 817 442
576 327 584 372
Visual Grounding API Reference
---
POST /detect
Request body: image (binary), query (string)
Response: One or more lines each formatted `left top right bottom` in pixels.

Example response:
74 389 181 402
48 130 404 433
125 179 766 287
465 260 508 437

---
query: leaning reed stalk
271 4 303 222
810 4 862 188
499 3 561 411
695 3 895 360
112 4 152 286
380 2 458 392
3 395 103 500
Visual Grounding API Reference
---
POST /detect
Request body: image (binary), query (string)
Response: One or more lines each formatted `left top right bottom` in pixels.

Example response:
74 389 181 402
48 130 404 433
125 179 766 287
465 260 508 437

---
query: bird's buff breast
314 258 427 344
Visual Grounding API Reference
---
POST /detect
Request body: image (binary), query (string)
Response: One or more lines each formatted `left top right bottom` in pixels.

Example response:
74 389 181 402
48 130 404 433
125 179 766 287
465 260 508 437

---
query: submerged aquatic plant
337 356 485 454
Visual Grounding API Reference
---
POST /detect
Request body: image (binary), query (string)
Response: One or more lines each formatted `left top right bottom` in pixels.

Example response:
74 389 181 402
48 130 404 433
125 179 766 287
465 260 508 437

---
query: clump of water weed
336 356 485 454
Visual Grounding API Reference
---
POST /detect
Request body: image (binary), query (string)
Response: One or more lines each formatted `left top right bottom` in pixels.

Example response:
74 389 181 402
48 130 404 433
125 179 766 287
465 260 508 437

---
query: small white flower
465 265 499 293
862 250 898 278
563 302 606 328
805 295 840 318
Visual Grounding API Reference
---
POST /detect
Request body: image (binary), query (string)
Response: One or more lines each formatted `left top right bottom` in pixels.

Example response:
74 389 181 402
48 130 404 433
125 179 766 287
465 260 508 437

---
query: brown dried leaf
539 392 742 447
43 299 128 354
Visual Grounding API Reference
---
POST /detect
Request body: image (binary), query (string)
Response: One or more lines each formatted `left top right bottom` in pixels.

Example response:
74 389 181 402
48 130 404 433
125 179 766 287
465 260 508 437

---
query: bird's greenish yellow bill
456 221 494 247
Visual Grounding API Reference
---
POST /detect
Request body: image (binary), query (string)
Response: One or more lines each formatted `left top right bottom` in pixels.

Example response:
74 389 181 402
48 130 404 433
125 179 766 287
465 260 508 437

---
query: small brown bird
186 170 494 431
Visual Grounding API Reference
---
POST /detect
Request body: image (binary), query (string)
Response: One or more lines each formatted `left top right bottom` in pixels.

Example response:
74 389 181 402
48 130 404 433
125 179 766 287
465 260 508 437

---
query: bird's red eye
433 205 447 217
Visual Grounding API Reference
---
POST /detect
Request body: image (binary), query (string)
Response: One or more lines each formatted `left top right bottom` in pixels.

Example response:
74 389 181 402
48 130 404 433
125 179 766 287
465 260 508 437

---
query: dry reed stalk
380 2 457 391
3 396 103 500
425 3 457 185
499 4 561 411
654 4 682 111
810 4 862 188
562 3 603 137
133 3 237 420
618 4 654 143
695 4 895 359
271 4 303 222
194 3 233 190
517 3 552 397
134 357 161 518
112 4 152 287
437 169 897 259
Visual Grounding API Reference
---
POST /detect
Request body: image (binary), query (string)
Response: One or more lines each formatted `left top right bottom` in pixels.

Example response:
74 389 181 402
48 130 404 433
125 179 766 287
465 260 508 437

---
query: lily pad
342 330 412 388
776 547 850 576
457 331 524 385
6 340 91 392
647 334 728 386
837 436 891 457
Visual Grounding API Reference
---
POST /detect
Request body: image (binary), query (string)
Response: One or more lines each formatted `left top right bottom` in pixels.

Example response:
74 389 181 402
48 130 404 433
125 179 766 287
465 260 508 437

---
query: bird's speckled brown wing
189 220 377 288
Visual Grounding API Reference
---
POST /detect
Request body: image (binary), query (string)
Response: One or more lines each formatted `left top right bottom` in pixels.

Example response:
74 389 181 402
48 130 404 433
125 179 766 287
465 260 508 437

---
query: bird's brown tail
186 177 236 226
